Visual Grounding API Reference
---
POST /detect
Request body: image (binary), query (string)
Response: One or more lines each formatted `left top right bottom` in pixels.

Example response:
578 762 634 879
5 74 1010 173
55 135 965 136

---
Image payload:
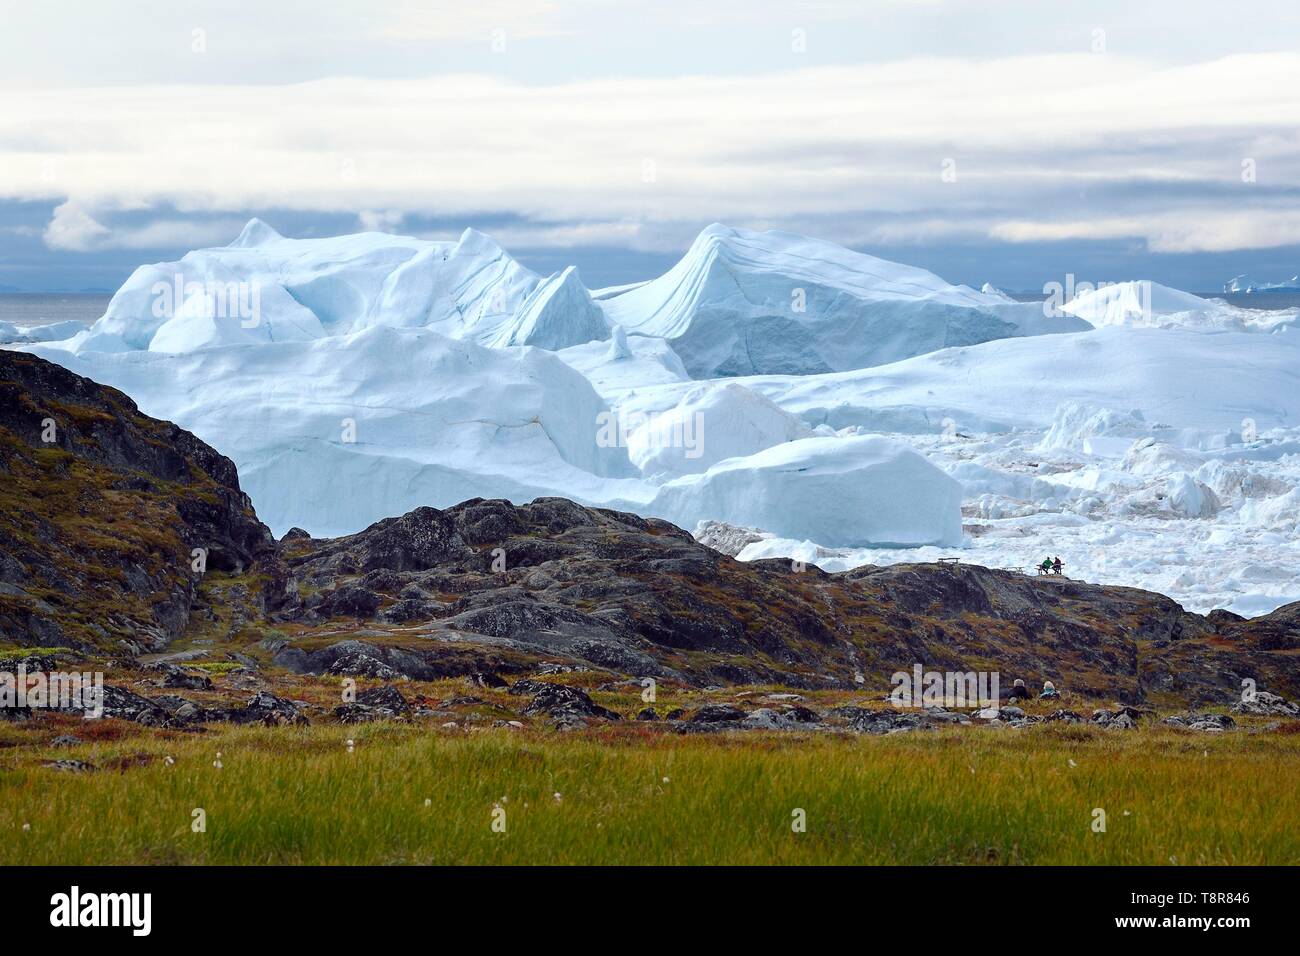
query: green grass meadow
2 721 1297 865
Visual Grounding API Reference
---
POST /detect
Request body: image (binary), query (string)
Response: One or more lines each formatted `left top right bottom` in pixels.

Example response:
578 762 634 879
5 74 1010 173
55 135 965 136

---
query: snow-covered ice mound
29 326 639 537
1162 472 1220 518
607 321 1299 616
648 435 964 548
556 327 692 393
625 382 811 477
600 223 1086 377
67 220 610 355
1063 281 1213 327
1061 280 1298 333
739 325 1300 436
1039 403 1151 457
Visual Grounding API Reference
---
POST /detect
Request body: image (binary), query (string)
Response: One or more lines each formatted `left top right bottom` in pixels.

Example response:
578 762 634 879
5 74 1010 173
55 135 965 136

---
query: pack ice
12 220 1300 614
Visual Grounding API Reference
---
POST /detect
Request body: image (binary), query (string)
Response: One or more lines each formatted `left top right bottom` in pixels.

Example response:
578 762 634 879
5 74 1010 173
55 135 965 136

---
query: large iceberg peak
493 265 610 350
454 226 510 260
229 217 284 248
600 221 1064 377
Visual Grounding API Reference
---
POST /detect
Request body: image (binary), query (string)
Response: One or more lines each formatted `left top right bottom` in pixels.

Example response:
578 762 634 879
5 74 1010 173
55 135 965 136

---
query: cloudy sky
2 0 1298 292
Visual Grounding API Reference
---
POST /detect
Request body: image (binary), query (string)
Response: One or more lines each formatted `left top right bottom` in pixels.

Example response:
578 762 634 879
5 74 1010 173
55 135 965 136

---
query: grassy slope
3 719 1297 865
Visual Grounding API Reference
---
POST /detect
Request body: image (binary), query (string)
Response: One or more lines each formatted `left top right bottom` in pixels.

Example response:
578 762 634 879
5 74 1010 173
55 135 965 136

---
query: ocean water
0 293 110 328
1214 291 1300 310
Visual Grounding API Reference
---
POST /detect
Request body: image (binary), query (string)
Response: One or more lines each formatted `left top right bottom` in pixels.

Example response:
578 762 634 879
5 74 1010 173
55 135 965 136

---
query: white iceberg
744 325 1300 436
67 220 610 355
625 382 810 477
980 282 1017 302
600 223 1086 377
1225 274 1300 294
1063 280 1213 328
29 326 640 537
0 319 89 345
647 435 964 548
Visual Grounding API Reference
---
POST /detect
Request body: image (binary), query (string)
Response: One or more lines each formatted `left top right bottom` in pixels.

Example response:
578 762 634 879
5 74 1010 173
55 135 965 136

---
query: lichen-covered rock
1231 691 1299 717
513 681 620 726
227 691 307 726
690 703 748 723
335 684 410 723
161 669 214 691
1163 712 1235 732
829 707 929 734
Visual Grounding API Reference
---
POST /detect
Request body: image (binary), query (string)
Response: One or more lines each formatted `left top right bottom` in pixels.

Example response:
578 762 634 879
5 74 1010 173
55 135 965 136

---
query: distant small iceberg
1224 273 1300 294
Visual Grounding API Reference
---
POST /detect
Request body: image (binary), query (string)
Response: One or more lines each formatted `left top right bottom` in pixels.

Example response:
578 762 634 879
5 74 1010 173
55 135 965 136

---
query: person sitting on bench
1052 556 1063 575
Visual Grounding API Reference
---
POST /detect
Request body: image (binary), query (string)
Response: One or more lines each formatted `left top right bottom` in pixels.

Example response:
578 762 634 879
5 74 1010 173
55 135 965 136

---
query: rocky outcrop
0 351 274 653
1090 706 1149 729
1232 691 1299 717
271 496 1300 703
508 679 621 728
693 520 766 557
1162 712 1236 732
272 638 521 683
186 691 307 727
335 685 410 723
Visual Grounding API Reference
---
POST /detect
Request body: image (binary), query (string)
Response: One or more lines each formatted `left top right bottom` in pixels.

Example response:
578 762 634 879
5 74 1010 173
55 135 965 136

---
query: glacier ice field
8 218 1300 617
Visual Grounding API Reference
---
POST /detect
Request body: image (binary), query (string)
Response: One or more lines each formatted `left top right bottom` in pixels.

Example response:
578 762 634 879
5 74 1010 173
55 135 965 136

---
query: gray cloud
3 52 1298 257
3 3 1299 291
